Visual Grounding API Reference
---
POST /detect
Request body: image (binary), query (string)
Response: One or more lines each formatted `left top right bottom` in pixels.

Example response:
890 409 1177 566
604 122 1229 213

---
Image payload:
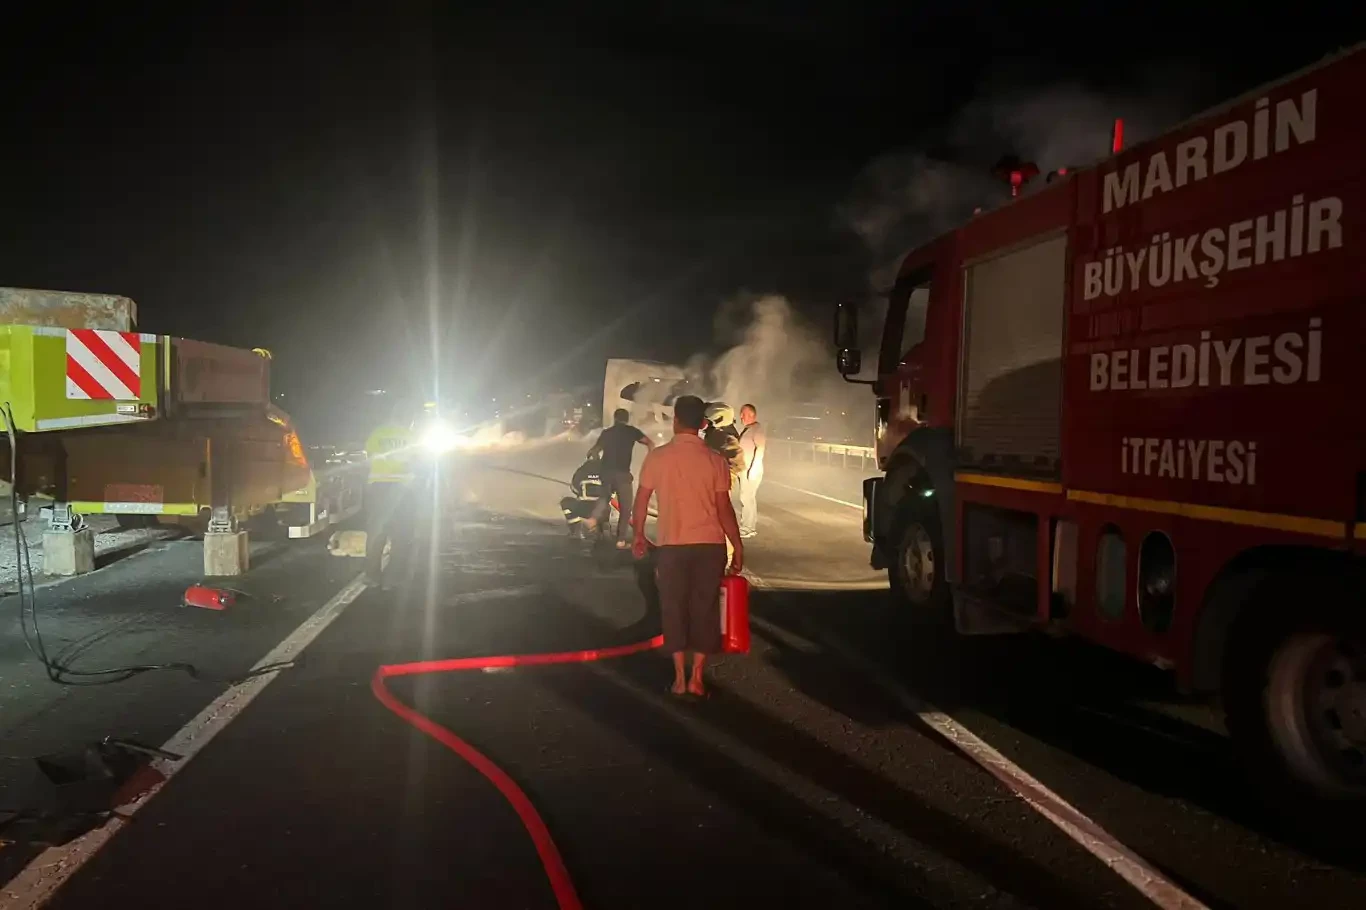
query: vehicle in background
834 46 1365 812
602 359 694 440
0 289 309 530
272 429 368 539
503 391 583 440
0 287 347 553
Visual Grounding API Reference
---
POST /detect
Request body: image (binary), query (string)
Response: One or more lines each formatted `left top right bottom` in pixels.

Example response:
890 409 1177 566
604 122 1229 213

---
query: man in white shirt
737 403 765 539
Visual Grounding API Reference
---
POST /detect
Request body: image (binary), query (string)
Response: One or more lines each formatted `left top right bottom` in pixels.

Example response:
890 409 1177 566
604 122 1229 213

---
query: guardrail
769 438 877 472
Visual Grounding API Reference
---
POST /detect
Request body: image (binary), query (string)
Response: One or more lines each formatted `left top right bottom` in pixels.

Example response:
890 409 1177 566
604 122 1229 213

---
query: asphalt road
0 524 362 883
0 439 1362 908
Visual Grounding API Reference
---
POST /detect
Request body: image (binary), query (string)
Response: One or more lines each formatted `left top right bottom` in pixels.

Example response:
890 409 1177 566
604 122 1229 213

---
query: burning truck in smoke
603 358 696 440
602 293 871 447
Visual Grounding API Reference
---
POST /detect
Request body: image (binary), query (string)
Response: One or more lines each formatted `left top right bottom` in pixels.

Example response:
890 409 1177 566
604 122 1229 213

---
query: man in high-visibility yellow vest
363 409 421 586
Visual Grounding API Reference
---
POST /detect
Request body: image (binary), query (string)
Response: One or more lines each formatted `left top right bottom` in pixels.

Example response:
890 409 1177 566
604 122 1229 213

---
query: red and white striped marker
65 328 142 400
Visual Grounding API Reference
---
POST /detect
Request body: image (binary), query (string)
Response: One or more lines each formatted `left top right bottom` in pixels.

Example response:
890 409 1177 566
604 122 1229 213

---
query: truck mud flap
287 496 363 538
288 510 329 539
327 499 362 527
287 467 365 538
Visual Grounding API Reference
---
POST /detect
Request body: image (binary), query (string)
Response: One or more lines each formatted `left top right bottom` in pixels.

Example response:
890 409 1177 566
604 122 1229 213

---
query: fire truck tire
1224 576 1366 814
114 514 157 530
888 502 949 622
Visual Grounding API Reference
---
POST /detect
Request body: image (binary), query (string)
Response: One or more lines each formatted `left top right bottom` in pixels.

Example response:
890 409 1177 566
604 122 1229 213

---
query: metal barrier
769 438 876 472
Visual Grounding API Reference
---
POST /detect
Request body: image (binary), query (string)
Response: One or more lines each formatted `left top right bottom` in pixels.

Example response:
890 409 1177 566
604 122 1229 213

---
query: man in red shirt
632 395 744 696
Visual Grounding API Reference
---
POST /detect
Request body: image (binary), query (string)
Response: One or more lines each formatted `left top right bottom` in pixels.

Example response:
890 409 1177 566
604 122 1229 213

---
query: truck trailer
602 358 693 438
836 45 1364 809
0 287 352 572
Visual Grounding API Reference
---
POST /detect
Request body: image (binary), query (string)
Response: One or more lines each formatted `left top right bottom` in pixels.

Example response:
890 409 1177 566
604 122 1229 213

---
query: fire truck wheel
889 505 949 621
114 514 157 530
1225 582 1366 810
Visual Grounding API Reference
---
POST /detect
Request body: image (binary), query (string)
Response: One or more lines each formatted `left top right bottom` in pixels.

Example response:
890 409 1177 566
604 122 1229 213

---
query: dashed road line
446 585 541 604
767 480 862 511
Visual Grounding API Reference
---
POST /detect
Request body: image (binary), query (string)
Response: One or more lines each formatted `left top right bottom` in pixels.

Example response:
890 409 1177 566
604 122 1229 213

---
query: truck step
952 585 1033 636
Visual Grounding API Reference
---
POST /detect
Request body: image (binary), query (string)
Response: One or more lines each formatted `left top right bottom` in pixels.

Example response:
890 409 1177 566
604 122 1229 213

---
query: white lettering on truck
1089 318 1321 392
1120 437 1258 485
1082 194 1343 299
1103 89 1317 213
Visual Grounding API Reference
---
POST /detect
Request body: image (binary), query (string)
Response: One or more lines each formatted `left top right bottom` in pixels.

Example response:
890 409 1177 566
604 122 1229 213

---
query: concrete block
43 528 95 576
203 530 250 577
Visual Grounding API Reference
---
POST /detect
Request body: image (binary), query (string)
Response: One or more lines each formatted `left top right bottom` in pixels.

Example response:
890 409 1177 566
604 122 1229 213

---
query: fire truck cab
837 45 1365 804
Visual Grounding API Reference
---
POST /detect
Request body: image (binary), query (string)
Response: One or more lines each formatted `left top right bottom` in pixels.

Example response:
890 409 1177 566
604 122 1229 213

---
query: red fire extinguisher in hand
638 534 750 654
720 573 750 654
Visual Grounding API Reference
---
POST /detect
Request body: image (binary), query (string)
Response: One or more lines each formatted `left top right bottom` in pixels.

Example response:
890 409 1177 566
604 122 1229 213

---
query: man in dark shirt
587 408 654 547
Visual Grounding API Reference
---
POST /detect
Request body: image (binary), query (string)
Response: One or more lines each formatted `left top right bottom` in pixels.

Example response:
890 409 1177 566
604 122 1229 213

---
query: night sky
2 3 1356 439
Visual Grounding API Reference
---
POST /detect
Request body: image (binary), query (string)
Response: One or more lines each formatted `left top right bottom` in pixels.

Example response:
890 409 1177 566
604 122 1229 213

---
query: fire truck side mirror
834 302 861 376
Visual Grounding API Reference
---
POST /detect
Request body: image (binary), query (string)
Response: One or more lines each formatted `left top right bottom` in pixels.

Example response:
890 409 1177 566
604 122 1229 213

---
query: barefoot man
632 395 744 696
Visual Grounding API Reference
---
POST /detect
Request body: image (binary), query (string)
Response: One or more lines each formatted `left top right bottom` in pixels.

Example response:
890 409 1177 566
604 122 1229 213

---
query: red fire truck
835 44 1364 805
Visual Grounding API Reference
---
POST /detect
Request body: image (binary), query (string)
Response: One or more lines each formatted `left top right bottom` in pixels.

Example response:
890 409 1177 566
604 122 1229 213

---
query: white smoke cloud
618 294 869 445
699 294 831 412
618 81 1205 450
843 78 1201 284
844 155 997 268
954 82 1191 175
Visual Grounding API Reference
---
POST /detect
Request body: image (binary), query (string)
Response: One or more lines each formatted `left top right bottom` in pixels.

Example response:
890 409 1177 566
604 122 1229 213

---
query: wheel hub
1267 632 1366 793
901 524 936 605
1314 641 1366 768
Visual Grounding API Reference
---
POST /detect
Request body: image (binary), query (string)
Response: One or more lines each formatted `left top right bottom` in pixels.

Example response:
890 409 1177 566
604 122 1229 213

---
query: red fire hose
371 634 664 910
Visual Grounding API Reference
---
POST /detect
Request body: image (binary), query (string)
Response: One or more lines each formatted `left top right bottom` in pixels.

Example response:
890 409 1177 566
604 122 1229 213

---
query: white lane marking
745 607 1206 910
766 480 862 511
739 567 885 594
446 585 540 604
742 576 888 592
0 573 370 909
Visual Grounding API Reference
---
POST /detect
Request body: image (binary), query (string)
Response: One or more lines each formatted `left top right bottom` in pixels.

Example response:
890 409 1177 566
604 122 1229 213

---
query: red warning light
1057 167 1068 175
992 155 1039 197
1111 119 1125 154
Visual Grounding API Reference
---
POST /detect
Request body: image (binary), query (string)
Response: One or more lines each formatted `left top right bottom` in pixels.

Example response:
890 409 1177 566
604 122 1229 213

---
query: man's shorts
654 544 727 653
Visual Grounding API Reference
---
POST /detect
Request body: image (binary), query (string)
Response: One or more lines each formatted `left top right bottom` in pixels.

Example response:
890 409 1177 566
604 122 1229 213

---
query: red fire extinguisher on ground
720 574 750 654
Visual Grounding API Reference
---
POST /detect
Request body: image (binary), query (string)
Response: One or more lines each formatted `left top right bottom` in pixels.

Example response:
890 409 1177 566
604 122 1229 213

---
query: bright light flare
421 420 458 454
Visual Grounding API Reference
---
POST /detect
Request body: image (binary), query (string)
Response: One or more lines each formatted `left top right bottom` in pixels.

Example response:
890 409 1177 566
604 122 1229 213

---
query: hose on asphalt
372 634 665 910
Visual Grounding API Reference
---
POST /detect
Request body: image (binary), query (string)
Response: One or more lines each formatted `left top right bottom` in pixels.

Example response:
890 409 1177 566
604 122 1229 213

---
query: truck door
876 269 933 460
873 263 964 605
